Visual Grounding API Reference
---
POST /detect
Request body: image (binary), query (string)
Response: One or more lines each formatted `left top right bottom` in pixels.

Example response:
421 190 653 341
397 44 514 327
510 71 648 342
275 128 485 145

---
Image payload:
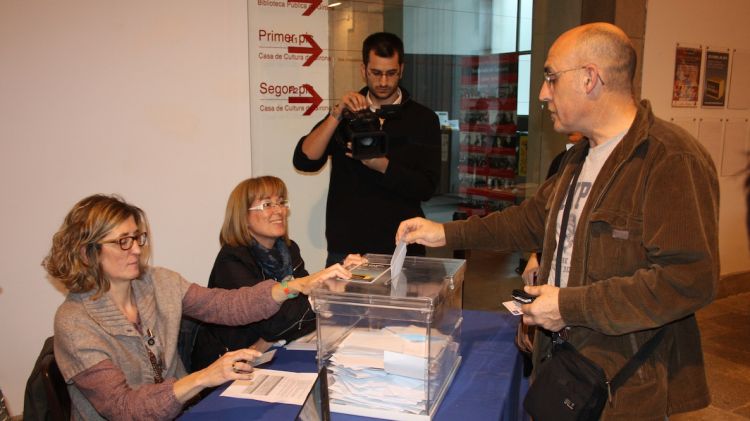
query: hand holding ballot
396 217 446 248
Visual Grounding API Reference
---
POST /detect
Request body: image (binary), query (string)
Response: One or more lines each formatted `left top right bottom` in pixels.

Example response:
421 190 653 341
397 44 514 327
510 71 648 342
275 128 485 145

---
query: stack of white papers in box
327 326 450 415
329 364 426 413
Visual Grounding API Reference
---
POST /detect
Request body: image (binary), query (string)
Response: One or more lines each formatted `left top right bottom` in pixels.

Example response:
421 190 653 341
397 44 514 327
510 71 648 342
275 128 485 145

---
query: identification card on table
345 262 390 283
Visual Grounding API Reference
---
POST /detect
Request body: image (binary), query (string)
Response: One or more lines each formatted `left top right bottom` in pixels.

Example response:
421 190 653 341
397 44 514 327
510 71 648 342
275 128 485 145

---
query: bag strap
551 147 665 398
551 148 666 396
609 329 666 394
554 149 587 287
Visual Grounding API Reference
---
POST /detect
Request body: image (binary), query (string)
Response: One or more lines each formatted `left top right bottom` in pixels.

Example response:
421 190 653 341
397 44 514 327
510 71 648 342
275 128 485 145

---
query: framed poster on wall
672 44 702 107
702 49 730 107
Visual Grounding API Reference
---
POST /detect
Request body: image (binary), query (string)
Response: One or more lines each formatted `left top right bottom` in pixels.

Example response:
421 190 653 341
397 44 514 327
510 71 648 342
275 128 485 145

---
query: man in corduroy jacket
397 23 718 420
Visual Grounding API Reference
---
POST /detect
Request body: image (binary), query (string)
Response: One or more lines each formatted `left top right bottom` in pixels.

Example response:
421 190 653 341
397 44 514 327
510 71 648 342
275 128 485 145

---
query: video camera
339 105 400 160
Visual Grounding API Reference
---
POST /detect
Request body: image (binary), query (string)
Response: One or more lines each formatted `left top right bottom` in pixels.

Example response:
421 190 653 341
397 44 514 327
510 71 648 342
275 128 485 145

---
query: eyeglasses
248 199 290 212
99 232 148 251
367 68 400 80
543 66 605 87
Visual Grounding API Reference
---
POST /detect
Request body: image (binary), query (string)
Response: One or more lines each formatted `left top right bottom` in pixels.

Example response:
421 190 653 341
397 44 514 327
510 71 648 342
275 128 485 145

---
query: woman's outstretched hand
342 254 367 269
290 263 353 295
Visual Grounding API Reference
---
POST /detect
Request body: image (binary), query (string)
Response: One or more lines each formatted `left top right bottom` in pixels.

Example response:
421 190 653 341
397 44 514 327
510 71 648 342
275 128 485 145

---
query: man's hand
333 91 368 119
521 253 539 286
396 217 446 248
343 150 389 173
521 284 565 331
302 92 368 160
360 156 389 173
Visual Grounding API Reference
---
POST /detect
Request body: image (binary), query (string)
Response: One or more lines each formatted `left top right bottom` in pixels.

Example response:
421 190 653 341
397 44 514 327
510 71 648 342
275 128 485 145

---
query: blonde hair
220 176 289 247
42 194 151 298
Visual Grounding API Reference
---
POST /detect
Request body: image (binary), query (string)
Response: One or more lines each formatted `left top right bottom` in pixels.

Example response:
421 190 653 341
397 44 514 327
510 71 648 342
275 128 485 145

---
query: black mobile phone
511 288 536 304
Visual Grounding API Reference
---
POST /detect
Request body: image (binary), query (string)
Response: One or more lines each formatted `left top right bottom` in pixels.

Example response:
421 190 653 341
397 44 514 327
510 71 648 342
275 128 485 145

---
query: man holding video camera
293 32 441 266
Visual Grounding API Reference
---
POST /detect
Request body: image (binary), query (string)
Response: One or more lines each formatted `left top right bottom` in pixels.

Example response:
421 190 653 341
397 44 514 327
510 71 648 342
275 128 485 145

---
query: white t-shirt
549 133 624 288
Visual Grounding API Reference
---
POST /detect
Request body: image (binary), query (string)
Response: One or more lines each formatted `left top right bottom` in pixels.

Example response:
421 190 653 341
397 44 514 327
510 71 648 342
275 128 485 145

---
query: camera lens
359 137 375 147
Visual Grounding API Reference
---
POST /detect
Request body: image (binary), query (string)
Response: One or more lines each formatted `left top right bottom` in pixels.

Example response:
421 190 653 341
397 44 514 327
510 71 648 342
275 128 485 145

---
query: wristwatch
280 276 299 299
330 104 343 122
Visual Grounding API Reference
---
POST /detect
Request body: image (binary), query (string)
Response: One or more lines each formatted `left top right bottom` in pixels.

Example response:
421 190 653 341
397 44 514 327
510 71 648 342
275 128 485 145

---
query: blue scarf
250 238 293 281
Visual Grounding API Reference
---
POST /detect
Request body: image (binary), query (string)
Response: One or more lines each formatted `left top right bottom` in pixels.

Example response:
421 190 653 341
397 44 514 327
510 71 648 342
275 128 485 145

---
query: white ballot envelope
390 241 407 278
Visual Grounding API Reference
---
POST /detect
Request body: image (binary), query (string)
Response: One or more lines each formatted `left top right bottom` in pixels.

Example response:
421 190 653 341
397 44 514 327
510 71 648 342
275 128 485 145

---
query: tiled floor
429 244 750 420
673 292 750 420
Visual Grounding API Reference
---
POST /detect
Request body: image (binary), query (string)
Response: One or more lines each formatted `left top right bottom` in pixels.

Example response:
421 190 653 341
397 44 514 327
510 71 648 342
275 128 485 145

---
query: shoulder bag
523 330 664 420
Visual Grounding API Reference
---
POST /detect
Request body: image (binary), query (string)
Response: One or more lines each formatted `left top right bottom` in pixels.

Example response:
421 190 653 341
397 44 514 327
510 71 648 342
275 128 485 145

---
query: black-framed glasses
248 199 290 212
99 232 148 251
367 68 400 80
543 66 605 87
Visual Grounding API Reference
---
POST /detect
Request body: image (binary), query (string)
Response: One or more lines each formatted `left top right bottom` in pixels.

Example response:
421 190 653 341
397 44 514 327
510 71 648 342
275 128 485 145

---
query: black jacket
23 336 69 421
293 86 440 256
190 241 314 371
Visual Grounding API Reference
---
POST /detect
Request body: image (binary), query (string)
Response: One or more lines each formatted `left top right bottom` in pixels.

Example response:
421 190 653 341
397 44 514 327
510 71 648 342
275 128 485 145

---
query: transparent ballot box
310 254 466 421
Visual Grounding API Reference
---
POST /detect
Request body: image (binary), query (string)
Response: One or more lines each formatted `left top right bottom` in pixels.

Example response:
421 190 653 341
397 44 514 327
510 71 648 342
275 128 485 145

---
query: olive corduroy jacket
445 100 718 420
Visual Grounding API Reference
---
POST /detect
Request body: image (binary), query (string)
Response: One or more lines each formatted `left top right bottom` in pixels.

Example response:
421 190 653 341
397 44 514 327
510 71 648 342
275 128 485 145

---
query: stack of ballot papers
327 326 453 415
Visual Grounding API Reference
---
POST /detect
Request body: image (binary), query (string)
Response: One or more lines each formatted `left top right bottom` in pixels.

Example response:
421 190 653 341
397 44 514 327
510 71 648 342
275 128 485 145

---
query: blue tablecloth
180 310 528 420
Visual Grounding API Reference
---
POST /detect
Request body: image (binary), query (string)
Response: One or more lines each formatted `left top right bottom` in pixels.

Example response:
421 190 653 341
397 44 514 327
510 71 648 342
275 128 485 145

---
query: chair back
178 316 200 372
23 337 71 421
39 352 70 421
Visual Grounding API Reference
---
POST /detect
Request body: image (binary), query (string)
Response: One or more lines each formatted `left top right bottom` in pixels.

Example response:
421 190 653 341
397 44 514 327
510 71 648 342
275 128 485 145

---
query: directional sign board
248 1 331 268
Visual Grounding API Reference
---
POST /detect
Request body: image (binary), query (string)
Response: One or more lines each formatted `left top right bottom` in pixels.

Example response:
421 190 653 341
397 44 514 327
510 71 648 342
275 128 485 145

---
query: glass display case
310 254 466 421
457 52 524 217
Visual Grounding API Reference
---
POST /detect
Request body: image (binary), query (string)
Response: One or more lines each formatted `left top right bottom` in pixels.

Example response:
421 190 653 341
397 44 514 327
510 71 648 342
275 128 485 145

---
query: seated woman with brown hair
190 176 364 371
44 194 353 420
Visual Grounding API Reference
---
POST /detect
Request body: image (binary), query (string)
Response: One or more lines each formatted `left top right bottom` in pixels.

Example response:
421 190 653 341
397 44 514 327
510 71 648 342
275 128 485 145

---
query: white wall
642 0 750 275
0 0 255 413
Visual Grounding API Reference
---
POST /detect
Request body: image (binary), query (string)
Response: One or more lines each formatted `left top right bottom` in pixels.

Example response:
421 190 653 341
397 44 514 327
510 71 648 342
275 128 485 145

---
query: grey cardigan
54 266 280 420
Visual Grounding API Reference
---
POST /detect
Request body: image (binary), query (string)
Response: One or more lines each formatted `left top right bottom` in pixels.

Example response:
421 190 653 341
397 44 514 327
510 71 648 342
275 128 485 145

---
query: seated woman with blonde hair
191 176 364 371
44 194 354 420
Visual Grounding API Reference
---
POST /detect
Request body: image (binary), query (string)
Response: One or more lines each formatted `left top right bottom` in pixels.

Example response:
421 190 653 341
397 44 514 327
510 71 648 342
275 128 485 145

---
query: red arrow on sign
288 35 322 67
288 84 322 115
287 0 322 16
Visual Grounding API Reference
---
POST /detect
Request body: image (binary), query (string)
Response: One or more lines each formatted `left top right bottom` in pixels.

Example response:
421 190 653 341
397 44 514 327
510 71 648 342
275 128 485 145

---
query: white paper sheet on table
220 368 317 404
